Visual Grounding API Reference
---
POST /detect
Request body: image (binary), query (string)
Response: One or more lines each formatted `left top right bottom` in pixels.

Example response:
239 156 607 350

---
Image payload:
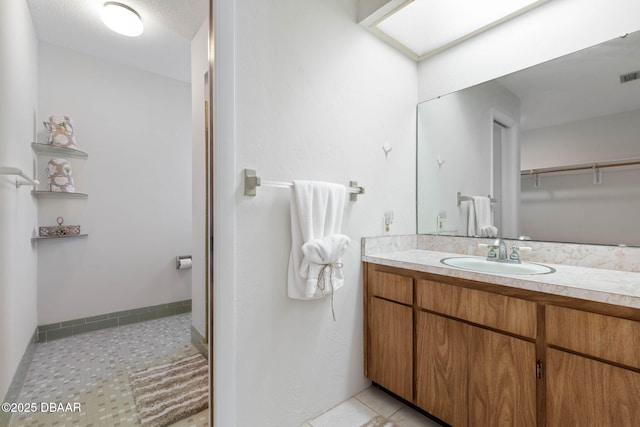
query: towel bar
457 192 498 207
244 169 365 201
0 166 40 188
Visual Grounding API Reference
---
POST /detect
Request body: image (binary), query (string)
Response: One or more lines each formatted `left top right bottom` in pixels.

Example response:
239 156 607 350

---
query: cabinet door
547 348 640 426
468 327 537 427
368 296 413 401
416 311 468 427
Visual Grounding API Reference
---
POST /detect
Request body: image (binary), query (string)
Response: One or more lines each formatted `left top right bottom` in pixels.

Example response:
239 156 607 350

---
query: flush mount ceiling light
101 2 143 37
362 0 550 60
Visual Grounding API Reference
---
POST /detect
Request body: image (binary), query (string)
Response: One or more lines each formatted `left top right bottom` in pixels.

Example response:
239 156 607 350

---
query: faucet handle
509 245 532 262
478 243 498 259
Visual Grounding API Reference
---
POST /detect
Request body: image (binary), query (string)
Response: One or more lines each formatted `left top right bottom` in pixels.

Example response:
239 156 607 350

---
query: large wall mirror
417 30 640 247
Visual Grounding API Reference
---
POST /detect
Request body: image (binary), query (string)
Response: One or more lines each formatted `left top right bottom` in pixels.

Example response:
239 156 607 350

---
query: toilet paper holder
176 255 192 269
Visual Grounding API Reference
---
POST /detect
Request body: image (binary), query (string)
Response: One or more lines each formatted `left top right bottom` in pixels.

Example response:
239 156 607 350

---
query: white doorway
490 109 520 238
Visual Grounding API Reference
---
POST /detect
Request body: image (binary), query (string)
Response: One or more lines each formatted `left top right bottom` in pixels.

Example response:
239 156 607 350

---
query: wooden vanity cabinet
467 326 536 427
545 305 640 426
364 262 640 427
365 269 413 402
546 348 640 426
415 310 469 426
415 278 537 427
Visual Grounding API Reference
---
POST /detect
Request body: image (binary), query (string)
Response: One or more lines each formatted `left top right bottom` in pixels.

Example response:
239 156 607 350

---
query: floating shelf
31 191 88 199
31 142 88 159
32 234 88 242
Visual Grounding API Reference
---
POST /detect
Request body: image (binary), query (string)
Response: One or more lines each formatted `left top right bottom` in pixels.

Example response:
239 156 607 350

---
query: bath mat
359 415 401 427
130 353 209 427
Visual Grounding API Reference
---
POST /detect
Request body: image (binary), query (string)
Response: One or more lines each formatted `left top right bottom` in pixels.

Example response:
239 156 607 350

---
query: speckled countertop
362 249 640 310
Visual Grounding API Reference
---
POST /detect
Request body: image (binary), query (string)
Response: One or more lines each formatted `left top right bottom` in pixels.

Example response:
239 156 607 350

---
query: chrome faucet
493 238 508 261
480 239 532 264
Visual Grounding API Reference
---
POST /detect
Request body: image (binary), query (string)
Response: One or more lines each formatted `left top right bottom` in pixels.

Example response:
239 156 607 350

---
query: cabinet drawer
370 270 413 305
416 279 537 339
546 305 640 370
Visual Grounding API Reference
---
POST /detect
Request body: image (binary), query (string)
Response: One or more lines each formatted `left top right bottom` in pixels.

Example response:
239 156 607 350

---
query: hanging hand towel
287 181 347 300
467 200 477 237
301 234 350 298
471 196 498 238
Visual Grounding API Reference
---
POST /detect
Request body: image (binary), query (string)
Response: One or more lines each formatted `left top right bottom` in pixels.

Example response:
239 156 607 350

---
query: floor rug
359 415 401 427
130 353 209 427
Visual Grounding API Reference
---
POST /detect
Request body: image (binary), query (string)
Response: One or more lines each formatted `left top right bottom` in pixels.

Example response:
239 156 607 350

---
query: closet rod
521 158 640 176
0 166 40 188
244 168 365 201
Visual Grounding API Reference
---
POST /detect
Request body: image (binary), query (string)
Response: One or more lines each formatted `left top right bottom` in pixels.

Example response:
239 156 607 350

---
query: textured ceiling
26 0 208 82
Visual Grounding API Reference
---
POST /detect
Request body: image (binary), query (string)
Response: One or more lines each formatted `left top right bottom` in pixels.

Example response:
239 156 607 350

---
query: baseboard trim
191 326 208 358
1 328 38 426
37 299 192 343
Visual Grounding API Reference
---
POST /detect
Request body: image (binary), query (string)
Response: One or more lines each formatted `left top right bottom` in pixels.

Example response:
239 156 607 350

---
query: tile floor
8 313 208 427
8 312 441 427
302 386 443 427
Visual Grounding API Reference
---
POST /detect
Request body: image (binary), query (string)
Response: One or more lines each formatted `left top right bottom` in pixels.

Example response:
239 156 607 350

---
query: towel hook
382 142 392 157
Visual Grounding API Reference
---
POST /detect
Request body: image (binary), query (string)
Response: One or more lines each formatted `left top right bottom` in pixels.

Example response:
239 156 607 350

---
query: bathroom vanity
362 245 640 427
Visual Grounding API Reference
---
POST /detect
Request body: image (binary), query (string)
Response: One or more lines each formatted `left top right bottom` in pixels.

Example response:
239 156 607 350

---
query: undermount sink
441 257 555 275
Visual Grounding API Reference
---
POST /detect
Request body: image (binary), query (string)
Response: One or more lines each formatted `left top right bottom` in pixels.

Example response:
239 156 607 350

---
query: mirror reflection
417 30 640 247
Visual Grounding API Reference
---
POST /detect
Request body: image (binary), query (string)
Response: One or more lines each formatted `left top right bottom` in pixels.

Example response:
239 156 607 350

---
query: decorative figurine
47 158 76 192
43 115 78 150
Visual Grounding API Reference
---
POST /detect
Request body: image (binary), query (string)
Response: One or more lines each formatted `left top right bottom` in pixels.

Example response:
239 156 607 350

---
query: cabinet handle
536 360 544 378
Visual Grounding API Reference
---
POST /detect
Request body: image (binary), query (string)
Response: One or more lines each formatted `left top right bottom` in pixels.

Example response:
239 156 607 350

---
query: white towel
301 234 350 298
287 181 347 300
468 196 498 238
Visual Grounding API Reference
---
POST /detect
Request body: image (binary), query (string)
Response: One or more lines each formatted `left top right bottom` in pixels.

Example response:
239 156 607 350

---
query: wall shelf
31 142 88 159
29 141 89 243
31 191 88 199
32 234 88 242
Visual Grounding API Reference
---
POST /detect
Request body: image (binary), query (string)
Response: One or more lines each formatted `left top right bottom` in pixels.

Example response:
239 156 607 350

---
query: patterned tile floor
8 312 439 427
8 313 209 427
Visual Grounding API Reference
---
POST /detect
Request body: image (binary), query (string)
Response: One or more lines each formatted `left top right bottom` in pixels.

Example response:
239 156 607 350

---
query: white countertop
363 249 640 310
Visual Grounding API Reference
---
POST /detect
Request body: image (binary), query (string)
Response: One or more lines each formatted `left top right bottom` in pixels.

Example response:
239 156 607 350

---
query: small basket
39 216 80 237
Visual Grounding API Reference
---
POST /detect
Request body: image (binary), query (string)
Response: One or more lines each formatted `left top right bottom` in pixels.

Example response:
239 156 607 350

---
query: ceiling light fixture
363 0 550 60
101 2 143 37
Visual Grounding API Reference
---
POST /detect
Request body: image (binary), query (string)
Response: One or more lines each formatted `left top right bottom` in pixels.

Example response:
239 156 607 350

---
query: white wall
226 0 417 425
417 81 520 236
36 43 192 324
520 109 640 245
191 19 209 339
521 109 640 169
212 0 237 424
417 0 640 102
213 1 640 425
0 0 39 401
